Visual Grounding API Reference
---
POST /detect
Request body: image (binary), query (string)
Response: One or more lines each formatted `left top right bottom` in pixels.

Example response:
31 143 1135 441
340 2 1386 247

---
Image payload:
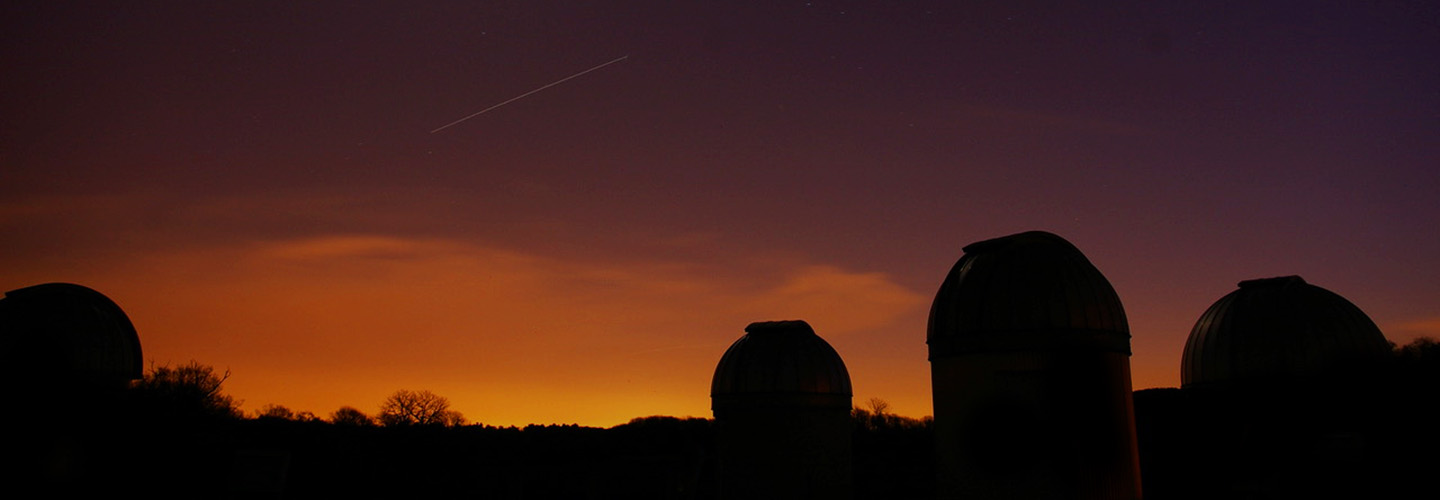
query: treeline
121 361 471 428
17 359 933 499
1134 337 1440 500
24 412 929 499
27 337 1434 498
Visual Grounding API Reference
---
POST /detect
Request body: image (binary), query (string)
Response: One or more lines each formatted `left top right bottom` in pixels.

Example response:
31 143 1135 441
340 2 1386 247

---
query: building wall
932 349 1141 500
715 401 852 500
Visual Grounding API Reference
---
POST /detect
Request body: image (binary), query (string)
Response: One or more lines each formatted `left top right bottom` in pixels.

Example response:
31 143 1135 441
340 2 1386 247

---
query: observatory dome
711 320 851 405
1181 276 1390 388
0 283 143 385
928 231 1130 358
711 320 854 498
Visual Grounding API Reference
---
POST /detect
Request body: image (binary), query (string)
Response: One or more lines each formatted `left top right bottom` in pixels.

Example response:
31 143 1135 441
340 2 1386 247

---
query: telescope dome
928 231 1130 358
1181 276 1390 388
711 320 851 406
0 282 143 386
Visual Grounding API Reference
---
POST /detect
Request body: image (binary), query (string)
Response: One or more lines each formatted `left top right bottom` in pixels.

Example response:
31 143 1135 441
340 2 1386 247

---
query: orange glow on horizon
4 1 1436 432
11 231 929 427
6 220 1433 427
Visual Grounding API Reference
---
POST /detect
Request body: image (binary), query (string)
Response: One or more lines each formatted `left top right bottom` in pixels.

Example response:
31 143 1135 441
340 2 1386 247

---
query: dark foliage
377 389 465 427
1134 337 1440 500
10 404 944 499
851 400 934 499
58 341 1440 499
1393 336 1440 381
256 403 296 420
330 405 374 426
128 360 242 420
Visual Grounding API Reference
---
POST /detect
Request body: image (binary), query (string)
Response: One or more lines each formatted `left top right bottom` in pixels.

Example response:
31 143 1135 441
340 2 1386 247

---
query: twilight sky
3 1 1437 426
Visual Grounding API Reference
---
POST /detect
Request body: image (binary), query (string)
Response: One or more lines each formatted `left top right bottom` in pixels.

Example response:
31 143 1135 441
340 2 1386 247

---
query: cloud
0 184 931 425
255 235 468 261
740 265 927 334
51 230 926 423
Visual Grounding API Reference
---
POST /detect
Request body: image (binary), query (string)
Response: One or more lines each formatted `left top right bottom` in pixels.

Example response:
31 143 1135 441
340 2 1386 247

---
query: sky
3 1 1437 427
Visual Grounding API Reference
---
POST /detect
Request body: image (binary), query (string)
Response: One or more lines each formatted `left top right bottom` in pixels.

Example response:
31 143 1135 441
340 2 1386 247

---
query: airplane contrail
430 55 630 134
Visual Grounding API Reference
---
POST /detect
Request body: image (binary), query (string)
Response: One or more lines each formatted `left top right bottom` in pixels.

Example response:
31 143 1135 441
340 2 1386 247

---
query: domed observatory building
0 283 143 392
1175 276 1394 497
928 231 1141 500
1181 275 1391 389
711 320 853 500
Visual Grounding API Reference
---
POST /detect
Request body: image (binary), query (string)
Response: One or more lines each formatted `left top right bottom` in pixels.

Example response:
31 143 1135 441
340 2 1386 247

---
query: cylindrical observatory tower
928 231 1141 499
711 320 853 500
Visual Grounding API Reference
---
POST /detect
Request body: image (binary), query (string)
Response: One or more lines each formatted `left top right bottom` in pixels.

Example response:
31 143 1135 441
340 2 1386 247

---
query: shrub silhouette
331 405 375 426
129 360 241 419
256 403 296 420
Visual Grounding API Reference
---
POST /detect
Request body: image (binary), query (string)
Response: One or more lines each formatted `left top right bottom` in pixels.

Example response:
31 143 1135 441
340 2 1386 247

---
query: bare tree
854 397 927 431
377 389 464 427
440 409 467 427
330 406 374 426
867 397 891 416
130 360 242 419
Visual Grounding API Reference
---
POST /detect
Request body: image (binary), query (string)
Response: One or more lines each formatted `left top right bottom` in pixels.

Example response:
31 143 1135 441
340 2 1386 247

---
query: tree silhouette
853 397 892 431
853 397 930 431
867 397 891 416
440 409 467 427
256 403 295 420
377 389 464 427
1394 336 1440 374
129 360 242 419
330 406 374 426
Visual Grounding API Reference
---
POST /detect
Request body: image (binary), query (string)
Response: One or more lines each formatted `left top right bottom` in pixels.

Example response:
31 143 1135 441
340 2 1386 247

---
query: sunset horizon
5 1 1436 429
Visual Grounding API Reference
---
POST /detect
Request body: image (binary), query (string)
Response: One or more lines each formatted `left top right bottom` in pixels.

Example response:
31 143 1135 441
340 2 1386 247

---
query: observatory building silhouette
711 320 853 500
1181 275 1392 388
928 231 1141 500
1142 275 1399 499
0 282 143 391
1 283 145 488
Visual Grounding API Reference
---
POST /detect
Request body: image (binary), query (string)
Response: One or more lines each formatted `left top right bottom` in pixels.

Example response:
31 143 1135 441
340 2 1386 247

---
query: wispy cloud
741 265 926 334
256 235 468 261
0 183 932 426
42 230 925 426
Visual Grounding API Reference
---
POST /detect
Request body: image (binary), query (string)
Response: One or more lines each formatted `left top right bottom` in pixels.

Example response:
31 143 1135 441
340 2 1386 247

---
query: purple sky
4 1 1437 425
